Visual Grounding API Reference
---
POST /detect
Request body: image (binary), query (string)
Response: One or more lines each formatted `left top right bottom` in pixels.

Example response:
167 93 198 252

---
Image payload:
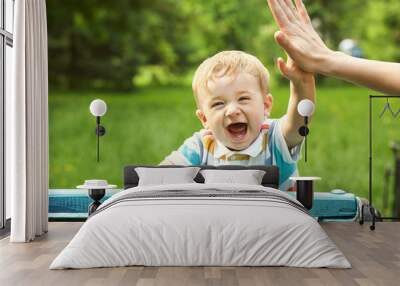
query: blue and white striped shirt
161 117 302 191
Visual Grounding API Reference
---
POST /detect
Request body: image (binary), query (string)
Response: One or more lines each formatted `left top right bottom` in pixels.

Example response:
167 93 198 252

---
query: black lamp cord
96 116 100 162
305 116 308 162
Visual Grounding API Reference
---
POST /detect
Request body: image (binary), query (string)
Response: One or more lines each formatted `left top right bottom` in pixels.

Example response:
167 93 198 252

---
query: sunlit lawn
50 83 400 216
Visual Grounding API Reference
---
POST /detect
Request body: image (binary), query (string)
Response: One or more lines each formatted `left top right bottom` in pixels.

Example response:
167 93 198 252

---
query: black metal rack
359 95 400 230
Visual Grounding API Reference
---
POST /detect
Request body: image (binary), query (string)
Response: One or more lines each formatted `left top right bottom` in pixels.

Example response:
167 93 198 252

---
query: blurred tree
47 0 400 91
361 0 400 62
47 0 280 90
304 0 366 48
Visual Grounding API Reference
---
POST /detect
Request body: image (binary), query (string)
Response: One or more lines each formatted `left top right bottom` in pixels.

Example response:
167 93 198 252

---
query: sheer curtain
8 0 48 242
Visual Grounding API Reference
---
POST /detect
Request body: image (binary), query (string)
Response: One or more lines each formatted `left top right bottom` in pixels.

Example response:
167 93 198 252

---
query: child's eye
239 96 250 101
211 102 224 108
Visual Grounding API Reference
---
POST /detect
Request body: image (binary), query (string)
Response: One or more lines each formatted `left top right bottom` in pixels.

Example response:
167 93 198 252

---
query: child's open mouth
226 122 248 140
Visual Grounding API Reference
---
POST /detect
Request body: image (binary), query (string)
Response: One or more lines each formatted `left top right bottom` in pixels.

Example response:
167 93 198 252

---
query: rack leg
370 205 376 231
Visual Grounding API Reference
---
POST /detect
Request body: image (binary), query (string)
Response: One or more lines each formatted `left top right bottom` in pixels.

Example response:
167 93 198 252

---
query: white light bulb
297 99 315 117
89 99 107 117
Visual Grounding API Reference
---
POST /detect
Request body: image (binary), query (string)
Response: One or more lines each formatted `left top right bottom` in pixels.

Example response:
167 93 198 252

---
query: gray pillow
200 169 266 185
135 167 201 186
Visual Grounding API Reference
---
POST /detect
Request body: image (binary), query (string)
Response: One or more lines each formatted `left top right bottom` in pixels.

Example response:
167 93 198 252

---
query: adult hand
267 0 333 74
267 0 400 95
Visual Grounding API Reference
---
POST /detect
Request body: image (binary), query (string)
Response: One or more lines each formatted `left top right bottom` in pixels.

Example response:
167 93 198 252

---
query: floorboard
0 222 399 286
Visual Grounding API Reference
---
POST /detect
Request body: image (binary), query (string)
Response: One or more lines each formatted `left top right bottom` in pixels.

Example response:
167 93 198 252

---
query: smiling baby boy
160 50 315 191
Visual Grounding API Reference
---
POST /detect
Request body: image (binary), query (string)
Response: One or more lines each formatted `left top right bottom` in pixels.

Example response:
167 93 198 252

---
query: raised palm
267 0 332 74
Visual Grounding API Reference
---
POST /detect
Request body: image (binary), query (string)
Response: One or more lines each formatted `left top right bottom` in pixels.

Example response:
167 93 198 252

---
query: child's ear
196 109 208 128
264 93 273 117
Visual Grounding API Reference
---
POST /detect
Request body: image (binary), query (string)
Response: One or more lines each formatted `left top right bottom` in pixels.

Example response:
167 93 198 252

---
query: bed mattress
50 183 351 269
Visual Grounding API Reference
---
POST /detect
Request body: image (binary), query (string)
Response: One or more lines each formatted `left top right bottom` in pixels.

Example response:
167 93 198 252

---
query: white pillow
200 169 266 185
135 167 200 186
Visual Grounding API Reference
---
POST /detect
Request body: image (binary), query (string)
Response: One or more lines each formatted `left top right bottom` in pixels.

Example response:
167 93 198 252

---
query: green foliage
47 0 400 90
47 0 287 90
305 0 366 47
362 0 400 62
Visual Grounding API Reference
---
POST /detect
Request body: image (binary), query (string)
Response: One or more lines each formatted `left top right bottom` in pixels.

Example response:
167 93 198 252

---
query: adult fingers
267 0 291 28
294 0 325 45
276 0 298 23
282 0 301 22
294 0 312 25
266 0 278 21
280 0 313 41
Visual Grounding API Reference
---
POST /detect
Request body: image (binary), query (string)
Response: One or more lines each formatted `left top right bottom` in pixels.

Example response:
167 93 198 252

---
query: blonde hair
192 50 270 108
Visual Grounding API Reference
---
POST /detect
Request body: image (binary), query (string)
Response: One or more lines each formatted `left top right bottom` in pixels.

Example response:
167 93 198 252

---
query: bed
50 165 350 269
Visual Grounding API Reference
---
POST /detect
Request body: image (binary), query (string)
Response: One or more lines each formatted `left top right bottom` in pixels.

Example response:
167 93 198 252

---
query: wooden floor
0 222 399 286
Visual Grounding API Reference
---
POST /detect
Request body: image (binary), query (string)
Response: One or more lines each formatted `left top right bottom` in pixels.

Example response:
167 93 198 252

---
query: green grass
50 84 400 216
